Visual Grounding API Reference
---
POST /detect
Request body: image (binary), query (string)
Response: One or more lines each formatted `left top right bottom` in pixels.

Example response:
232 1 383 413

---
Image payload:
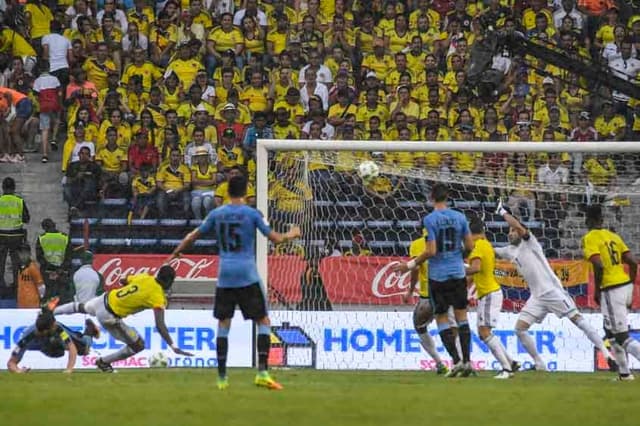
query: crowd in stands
0 0 636 222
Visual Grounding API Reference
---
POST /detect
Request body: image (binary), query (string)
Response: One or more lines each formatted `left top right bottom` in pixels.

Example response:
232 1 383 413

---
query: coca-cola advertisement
95 255 218 290
93 254 640 309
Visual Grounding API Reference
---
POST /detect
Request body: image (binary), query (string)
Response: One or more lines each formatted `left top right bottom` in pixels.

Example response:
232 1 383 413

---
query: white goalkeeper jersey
494 233 564 298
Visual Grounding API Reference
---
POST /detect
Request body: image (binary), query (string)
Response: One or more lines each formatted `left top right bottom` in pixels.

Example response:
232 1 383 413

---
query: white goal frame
256 140 640 297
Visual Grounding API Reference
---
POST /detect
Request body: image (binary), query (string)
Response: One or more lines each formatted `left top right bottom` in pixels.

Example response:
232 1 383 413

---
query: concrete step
2 150 68 245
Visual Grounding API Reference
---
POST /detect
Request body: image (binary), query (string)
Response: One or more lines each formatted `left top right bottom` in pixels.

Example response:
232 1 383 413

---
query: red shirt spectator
128 130 159 174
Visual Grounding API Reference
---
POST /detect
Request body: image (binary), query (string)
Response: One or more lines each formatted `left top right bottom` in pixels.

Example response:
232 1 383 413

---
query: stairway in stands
2 150 68 247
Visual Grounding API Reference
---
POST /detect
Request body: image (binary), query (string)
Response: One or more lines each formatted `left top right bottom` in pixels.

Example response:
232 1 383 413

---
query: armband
498 206 508 216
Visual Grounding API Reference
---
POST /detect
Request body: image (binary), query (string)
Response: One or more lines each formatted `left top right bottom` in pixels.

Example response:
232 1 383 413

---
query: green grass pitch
1 369 638 426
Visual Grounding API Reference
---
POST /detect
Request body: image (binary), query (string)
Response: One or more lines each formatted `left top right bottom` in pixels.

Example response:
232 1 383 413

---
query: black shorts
429 278 468 314
214 282 267 321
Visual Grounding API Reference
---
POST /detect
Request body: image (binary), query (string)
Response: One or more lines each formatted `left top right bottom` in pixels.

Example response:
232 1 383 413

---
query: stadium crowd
0 0 634 220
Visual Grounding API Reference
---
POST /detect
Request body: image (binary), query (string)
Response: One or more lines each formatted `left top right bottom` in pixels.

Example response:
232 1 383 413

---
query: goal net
257 140 640 371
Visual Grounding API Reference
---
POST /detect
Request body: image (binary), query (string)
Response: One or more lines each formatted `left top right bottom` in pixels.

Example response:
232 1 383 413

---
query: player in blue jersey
395 183 475 377
170 174 301 391
7 309 99 374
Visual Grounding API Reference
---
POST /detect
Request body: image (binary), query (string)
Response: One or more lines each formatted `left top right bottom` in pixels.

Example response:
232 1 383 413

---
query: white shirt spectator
41 33 71 72
302 120 335 139
200 85 216 104
492 54 512 75
538 163 569 186
299 64 333 86
553 8 584 31
122 34 149 52
233 8 267 27
300 82 329 112
602 42 637 63
96 9 129 32
33 73 61 100
609 56 640 102
71 141 96 162
66 8 93 30
184 142 216 167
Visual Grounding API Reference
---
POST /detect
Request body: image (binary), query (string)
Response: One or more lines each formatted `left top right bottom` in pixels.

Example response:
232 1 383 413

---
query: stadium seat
129 219 159 238
366 220 394 230
453 200 482 209
368 241 397 255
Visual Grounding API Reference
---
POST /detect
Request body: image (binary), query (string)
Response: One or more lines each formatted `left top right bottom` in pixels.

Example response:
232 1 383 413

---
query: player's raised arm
496 199 528 237
153 307 193 356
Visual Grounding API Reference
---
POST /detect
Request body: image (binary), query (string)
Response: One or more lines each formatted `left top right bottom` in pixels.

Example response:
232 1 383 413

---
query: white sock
623 338 640 362
574 317 613 360
611 341 630 375
53 302 79 315
516 329 544 367
418 332 442 364
102 346 136 364
484 334 512 371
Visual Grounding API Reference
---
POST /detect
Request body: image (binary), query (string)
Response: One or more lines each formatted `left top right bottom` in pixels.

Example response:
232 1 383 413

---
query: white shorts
84 295 141 346
518 288 578 325
477 289 504 328
413 298 456 328
601 284 633 334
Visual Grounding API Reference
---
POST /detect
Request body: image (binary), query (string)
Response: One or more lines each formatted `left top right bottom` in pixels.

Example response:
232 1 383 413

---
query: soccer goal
256 140 640 371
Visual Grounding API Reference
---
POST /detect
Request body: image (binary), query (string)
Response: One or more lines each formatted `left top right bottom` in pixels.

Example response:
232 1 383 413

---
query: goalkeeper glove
495 199 511 216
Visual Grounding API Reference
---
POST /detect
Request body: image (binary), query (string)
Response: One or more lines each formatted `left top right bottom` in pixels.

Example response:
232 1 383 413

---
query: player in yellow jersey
466 217 519 379
583 205 640 381
52 265 193 372
403 230 456 375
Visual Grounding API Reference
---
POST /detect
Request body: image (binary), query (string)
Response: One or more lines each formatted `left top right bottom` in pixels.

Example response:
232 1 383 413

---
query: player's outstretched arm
7 354 29 373
169 229 202 261
153 308 194 356
393 240 436 273
63 340 78 374
622 251 637 284
496 199 528 237
268 225 301 245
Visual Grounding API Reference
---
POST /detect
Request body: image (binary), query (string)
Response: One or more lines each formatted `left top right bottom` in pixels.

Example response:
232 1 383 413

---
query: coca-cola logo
371 261 413 298
97 257 216 288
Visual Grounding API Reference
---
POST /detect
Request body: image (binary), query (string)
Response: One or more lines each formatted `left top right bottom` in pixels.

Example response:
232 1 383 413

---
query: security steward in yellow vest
0 177 30 300
36 218 73 303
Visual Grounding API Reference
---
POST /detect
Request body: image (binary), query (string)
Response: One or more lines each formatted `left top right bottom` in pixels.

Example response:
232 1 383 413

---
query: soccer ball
358 161 380 182
149 352 169 368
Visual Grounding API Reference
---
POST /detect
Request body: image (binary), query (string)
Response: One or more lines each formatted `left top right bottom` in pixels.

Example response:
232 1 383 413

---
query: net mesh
264 147 640 312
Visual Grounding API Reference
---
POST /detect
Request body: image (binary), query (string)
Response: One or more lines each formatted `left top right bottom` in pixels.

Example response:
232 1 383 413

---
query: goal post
256 139 640 371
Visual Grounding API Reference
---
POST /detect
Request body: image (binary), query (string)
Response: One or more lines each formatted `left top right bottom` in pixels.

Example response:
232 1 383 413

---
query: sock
102 346 135 364
216 325 230 378
438 323 460 364
516 328 544 367
611 341 630 375
574 317 613 360
457 321 471 363
484 334 511 371
417 329 442 364
257 324 271 372
54 302 79 315
622 338 640 361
